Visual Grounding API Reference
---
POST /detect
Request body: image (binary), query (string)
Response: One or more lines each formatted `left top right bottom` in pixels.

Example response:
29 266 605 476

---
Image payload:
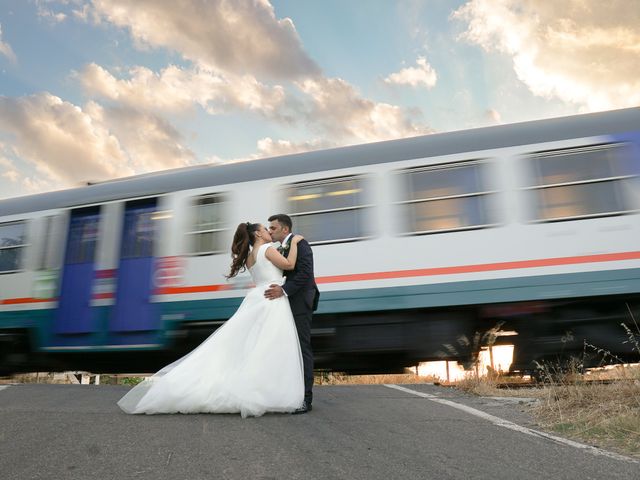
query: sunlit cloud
75 2 430 147
0 152 19 183
204 136 332 165
0 93 131 186
297 77 432 142
87 0 321 79
21 175 55 194
72 3 91 21
0 93 195 194
384 56 437 89
36 5 68 23
77 63 429 149
77 63 287 117
453 0 640 111
484 108 502 124
0 24 16 63
84 101 196 173
255 136 332 157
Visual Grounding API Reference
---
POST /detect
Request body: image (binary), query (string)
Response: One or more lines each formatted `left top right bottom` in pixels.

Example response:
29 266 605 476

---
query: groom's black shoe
292 401 312 414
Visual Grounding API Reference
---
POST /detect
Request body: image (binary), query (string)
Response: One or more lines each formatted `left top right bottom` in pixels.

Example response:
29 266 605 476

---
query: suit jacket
281 236 320 315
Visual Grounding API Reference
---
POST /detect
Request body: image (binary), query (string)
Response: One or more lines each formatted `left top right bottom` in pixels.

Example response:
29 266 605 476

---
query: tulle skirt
117 285 305 418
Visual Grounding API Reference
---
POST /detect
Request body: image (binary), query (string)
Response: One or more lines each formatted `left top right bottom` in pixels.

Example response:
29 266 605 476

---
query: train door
110 198 159 332
54 207 100 333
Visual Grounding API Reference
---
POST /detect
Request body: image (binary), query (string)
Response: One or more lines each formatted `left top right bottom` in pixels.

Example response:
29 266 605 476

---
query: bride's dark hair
226 222 260 279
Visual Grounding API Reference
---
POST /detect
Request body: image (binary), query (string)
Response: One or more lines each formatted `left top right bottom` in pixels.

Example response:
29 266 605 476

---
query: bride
117 222 305 417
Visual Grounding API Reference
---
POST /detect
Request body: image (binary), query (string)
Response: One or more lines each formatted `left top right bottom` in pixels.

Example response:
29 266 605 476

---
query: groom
265 214 320 414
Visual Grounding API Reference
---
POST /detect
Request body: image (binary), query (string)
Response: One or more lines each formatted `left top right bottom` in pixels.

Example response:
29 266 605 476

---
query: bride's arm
265 235 303 271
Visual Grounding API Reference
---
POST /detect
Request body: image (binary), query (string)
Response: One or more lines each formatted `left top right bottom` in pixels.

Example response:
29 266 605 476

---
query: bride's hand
292 234 304 244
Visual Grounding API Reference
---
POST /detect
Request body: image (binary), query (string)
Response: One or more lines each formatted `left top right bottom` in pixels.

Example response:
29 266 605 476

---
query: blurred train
1 108 639 376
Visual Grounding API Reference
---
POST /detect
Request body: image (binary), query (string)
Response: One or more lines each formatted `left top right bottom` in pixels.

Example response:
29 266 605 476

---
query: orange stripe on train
316 251 640 284
2 251 639 304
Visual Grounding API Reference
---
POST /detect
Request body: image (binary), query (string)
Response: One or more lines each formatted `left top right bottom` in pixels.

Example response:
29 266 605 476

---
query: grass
315 370 439 385
455 308 640 459
0 372 146 385
0 372 72 384
454 367 541 398
531 364 640 457
444 364 640 458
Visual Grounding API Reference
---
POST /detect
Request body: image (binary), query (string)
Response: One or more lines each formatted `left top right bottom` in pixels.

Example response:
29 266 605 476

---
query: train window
0 221 27 273
187 193 228 255
66 211 100 263
397 161 496 234
525 143 637 222
284 176 372 243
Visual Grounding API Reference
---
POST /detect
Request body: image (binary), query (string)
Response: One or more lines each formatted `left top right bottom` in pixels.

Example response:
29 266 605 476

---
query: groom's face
268 220 289 243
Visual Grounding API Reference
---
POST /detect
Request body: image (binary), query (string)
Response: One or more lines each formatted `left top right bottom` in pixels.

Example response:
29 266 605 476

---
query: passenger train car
1 108 639 375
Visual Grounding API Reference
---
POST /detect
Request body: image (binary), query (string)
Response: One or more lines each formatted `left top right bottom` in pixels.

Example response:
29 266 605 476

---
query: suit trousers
292 309 313 403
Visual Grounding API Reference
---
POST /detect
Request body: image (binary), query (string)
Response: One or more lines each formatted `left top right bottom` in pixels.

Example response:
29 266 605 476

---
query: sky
0 0 639 200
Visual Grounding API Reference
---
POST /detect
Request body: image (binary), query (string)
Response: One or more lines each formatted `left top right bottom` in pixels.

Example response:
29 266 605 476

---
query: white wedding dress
117 243 305 417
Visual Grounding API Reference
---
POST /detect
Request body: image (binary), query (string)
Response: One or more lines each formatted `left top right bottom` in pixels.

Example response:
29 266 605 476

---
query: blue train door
54 207 100 333
110 198 159 332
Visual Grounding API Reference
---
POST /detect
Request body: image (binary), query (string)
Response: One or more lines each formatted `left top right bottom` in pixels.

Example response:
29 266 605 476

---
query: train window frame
395 159 499 236
283 175 374 245
0 220 28 274
186 192 229 256
523 142 639 223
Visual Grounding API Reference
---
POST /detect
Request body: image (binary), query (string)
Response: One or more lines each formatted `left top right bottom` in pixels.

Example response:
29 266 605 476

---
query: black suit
281 235 319 404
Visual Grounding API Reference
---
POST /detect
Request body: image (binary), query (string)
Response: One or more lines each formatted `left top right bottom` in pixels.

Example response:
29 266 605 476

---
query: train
1 107 639 376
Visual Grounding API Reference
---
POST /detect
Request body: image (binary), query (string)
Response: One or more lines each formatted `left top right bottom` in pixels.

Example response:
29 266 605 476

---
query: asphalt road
0 383 637 480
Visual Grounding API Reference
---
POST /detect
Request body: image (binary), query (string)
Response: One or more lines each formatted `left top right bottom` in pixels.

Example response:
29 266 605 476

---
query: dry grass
530 365 640 457
526 311 640 457
452 364 640 457
0 372 74 384
315 370 439 385
0 372 143 385
454 369 542 398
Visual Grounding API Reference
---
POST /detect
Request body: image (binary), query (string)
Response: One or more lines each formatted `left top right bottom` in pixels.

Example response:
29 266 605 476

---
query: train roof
2 107 639 217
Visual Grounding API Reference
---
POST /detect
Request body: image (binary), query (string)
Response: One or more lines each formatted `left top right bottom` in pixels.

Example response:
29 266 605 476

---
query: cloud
384 56 438 89
453 0 640 111
0 150 19 183
484 108 502 124
74 3 430 148
63 1 432 175
37 5 68 23
255 137 331 157
204 136 332 166
78 63 430 146
77 63 286 117
0 93 131 186
84 101 195 173
87 0 320 79
72 3 91 21
0 93 195 191
296 77 431 143
0 24 16 63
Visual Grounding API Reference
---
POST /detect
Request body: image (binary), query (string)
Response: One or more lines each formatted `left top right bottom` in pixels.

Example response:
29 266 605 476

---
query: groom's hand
264 284 284 300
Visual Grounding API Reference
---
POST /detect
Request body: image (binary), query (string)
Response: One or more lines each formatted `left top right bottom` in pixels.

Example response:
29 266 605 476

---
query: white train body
1 108 639 373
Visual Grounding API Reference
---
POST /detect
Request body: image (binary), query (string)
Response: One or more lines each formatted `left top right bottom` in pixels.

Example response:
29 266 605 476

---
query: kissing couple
118 214 320 417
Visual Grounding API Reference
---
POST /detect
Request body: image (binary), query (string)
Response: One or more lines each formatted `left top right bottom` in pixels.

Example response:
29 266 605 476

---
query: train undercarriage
1 294 639 377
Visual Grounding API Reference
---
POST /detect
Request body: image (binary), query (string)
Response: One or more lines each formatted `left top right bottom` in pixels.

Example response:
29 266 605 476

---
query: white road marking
0 386 10 391
384 384 637 464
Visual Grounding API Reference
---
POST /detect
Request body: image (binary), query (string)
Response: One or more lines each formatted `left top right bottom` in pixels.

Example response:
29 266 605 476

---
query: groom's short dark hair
268 214 292 231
